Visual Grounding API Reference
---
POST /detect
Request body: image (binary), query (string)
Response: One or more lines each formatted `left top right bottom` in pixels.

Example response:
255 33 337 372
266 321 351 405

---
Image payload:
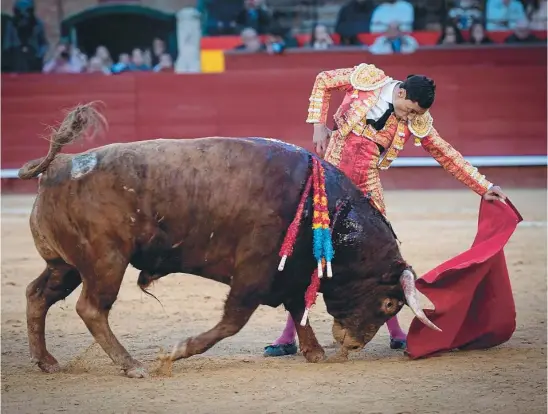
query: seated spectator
308 24 335 50
234 27 265 52
468 20 495 44
527 0 547 30
204 0 242 35
111 53 131 74
448 0 483 30
504 18 544 42
369 21 418 54
153 53 173 72
370 0 414 33
150 38 166 66
42 42 84 74
335 0 374 43
128 48 151 71
94 45 113 68
437 21 465 45
235 0 271 35
486 0 527 31
87 56 111 75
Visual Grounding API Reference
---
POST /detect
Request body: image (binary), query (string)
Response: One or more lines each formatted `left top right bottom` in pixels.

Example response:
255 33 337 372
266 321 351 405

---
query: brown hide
23 114 408 375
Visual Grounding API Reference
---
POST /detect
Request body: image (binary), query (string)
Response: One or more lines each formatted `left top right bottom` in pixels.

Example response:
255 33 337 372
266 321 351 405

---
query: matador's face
393 87 428 123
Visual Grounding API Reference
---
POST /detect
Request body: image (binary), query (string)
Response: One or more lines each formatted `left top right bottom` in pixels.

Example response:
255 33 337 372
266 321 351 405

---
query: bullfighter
264 63 507 357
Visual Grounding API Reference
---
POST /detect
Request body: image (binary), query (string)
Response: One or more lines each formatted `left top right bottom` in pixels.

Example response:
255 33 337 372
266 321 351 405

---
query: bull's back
33 137 314 272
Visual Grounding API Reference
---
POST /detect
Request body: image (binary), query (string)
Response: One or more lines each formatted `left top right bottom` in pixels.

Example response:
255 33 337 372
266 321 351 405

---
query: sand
1 189 546 414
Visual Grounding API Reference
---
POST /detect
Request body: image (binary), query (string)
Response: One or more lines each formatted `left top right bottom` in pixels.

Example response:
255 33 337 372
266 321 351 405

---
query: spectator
235 0 271 35
204 0 242 35
42 42 84 74
437 22 465 45
153 53 174 72
486 0 527 31
504 18 544 42
111 53 131 74
527 0 547 30
369 21 418 54
370 0 414 33
335 0 374 44
87 56 111 75
150 38 166 66
2 0 48 73
447 0 483 30
234 27 265 52
128 48 151 71
308 24 335 50
94 45 113 68
468 20 495 44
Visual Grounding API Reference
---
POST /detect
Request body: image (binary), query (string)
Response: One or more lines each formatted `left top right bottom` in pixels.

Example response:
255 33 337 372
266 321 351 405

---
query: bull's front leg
286 305 326 363
170 284 261 361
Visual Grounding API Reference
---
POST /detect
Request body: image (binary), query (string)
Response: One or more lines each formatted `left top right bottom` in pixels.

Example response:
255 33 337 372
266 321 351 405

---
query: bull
20 103 439 379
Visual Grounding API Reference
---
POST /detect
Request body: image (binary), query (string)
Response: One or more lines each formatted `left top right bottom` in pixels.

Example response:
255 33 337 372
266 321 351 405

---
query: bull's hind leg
75 250 147 378
26 260 82 373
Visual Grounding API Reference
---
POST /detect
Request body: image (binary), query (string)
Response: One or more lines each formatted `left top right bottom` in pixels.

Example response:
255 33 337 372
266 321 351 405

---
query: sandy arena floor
1 189 546 414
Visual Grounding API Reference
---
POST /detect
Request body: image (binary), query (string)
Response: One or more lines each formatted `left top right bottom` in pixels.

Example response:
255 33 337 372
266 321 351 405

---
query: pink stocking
386 315 406 340
272 313 296 345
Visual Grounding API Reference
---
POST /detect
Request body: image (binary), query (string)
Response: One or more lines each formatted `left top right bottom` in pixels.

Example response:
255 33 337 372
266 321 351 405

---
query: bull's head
322 199 440 356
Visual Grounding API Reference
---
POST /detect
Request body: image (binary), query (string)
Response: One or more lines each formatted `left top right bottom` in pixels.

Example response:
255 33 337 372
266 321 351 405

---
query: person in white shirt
369 22 419 55
370 0 414 33
486 0 527 31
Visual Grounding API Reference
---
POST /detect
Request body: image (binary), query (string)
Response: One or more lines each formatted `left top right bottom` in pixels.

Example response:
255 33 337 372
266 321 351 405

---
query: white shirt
367 80 400 121
370 1 415 33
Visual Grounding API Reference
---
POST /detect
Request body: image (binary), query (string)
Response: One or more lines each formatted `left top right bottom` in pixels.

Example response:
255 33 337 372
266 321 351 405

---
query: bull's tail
18 101 107 180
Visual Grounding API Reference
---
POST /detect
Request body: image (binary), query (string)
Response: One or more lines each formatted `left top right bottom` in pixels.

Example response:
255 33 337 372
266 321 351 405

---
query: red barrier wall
2 46 546 193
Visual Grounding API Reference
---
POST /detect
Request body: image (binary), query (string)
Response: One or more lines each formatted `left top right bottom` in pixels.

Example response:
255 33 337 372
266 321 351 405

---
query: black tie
366 103 394 131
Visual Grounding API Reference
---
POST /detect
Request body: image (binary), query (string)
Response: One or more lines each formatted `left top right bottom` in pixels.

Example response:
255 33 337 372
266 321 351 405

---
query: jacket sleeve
420 128 493 196
306 67 355 124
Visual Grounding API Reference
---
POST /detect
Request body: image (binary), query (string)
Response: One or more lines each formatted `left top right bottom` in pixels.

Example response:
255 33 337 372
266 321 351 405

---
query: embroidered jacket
306 63 492 196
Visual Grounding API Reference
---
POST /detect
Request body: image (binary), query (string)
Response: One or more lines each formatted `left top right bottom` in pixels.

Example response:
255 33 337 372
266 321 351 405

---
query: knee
76 292 117 320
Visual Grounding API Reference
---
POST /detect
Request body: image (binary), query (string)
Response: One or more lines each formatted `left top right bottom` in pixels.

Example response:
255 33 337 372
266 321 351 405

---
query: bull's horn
400 269 442 332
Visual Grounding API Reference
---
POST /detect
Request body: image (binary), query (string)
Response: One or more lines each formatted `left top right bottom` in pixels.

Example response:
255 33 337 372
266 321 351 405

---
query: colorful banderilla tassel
317 158 334 278
311 158 334 278
300 259 323 326
278 175 313 271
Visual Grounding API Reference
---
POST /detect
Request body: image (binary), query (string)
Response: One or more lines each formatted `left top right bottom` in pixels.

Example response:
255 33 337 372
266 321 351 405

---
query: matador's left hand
483 185 507 201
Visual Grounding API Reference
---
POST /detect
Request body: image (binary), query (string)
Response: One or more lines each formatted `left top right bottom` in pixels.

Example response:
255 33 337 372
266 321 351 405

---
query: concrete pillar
174 7 201 74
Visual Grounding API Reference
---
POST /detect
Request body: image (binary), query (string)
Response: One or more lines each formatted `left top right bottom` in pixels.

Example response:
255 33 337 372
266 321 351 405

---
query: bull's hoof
32 355 61 373
125 365 149 379
303 347 325 363
170 337 192 361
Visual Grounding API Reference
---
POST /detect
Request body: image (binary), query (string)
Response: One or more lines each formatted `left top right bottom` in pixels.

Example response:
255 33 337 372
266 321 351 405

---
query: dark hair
437 21 465 45
400 75 436 109
468 20 493 44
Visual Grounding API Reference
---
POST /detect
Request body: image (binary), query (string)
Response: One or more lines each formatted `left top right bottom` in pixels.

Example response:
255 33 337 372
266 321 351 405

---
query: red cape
406 198 523 359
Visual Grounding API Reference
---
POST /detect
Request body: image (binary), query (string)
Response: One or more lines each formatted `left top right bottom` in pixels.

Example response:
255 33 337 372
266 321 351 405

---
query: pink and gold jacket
305 63 492 196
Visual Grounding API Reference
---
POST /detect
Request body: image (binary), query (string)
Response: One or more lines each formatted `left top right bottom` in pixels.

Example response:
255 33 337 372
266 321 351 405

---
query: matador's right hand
313 124 331 159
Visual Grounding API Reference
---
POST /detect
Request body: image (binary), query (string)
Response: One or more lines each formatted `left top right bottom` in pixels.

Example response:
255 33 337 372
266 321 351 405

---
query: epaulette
409 111 433 139
349 63 392 91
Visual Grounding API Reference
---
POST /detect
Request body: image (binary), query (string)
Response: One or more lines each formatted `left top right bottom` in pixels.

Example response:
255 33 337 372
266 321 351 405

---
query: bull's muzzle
400 269 442 332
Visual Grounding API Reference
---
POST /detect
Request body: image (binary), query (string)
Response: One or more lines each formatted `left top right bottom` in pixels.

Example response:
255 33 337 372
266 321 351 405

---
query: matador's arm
305 67 355 124
409 113 492 196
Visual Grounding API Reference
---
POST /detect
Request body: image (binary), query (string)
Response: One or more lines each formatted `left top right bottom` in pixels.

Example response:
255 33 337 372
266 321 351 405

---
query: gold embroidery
421 128 493 195
408 112 433 138
349 63 392 92
325 129 345 167
306 67 355 124
378 121 407 170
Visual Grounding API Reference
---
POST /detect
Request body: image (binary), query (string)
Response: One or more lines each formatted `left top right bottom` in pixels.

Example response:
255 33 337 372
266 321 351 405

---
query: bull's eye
382 298 399 314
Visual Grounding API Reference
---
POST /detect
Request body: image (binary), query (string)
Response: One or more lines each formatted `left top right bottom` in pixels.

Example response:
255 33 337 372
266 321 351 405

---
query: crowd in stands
1 0 546 74
41 38 174 75
227 0 545 55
